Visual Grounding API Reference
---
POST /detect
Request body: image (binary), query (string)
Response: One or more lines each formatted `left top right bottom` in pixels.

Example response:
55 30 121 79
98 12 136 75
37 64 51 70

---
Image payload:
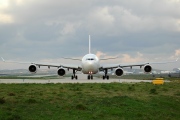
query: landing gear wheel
75 75 78 80
87 75 93 80
102 75 109 80
102 69 110 80
91 75 93 80
88 75 90 80
72 69 78 80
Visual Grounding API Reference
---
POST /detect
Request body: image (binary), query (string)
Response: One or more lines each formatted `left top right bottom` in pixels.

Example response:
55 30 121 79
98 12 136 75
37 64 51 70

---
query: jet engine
57 68 66 76
29 64 37 73
115 68 124 76
144 64 152 73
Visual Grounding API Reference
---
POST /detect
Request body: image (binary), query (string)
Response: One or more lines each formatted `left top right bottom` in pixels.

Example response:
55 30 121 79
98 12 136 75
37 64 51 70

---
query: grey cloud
0 0 180 70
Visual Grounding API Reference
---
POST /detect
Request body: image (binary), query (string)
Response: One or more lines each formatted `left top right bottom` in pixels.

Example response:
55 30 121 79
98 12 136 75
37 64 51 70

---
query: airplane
1 35 179 80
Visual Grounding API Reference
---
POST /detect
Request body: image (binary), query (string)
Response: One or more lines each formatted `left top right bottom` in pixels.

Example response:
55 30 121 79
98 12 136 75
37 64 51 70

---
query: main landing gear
71 69 78 80
103 75 109 80
103 69 109 80
87 75 93 80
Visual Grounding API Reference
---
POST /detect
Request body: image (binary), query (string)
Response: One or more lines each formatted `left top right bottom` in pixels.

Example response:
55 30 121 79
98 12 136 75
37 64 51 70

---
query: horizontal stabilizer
100 56 119 61
62 57 81 61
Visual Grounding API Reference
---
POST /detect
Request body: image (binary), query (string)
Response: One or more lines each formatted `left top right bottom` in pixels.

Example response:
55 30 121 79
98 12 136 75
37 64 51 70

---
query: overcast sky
0 0 180 70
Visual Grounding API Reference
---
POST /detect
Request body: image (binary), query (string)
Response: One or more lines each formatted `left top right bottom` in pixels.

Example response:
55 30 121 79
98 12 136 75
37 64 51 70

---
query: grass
0 82 180 120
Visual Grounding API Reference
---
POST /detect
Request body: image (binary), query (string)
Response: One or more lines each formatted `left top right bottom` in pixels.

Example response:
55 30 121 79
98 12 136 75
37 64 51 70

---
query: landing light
88 71 93 74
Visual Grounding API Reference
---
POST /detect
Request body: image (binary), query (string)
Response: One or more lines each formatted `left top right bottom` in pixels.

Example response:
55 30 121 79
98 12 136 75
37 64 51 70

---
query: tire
88 75 90 80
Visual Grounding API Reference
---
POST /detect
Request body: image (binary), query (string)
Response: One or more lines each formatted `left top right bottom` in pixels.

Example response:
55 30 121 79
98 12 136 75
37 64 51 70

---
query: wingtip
176 58 179 61
1 57 5 62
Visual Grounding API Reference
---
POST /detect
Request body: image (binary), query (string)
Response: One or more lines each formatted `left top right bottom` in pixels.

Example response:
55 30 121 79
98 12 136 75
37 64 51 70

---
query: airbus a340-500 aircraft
1 35 178 80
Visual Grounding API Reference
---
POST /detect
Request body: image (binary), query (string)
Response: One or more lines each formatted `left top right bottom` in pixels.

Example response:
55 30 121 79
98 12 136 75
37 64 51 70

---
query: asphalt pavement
0 74 154 84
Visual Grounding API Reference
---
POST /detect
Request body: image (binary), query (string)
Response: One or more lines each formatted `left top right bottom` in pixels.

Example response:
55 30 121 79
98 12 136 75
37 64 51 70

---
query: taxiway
0 78 154 84
0 74 169 84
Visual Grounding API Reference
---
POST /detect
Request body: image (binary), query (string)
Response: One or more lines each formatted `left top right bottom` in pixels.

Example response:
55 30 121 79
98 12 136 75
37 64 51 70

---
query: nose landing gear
87 75 93 80
87 71 93 80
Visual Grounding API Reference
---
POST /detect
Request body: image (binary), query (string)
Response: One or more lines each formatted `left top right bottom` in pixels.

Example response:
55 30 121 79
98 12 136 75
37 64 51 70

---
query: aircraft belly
82 63 99 74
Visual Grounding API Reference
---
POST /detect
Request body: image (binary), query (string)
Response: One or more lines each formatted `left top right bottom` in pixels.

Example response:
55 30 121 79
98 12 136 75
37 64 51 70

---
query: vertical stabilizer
89 35 91 54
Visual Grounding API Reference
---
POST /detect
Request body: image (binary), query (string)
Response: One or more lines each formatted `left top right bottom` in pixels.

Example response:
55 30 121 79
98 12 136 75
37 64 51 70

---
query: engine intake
57 68 66 76
115 68 124 76
144 64 152 73
29 65 37 73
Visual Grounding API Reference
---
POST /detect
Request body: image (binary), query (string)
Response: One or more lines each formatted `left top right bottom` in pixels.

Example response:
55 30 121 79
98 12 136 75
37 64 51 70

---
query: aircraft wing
35 63 82 70
1 57 82 71
101 58 179 69
100 63 146 70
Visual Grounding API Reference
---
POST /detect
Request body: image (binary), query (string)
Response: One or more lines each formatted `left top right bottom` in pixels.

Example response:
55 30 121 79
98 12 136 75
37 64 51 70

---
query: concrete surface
0 74 169 84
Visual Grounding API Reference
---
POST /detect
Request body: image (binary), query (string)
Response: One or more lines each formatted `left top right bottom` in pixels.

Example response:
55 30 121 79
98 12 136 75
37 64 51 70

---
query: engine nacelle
29 64 37 73
115 68 124 76
57 68 66 76
144 64 152 73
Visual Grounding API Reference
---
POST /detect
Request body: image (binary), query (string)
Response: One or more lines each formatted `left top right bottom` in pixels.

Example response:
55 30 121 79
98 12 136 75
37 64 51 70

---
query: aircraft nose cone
87 62 95 70
88 61 94 66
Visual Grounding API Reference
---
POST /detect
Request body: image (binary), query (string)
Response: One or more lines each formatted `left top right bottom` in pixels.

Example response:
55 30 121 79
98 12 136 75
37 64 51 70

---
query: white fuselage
81 54 100 74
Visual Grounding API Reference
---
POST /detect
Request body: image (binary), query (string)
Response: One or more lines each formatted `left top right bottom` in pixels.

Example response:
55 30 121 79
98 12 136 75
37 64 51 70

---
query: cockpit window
86 58 95 61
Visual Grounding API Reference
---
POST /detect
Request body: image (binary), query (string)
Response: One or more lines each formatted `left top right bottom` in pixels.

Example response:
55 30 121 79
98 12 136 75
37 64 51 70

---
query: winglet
89 35 91 54
176 58 179 62
1 57 5 62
